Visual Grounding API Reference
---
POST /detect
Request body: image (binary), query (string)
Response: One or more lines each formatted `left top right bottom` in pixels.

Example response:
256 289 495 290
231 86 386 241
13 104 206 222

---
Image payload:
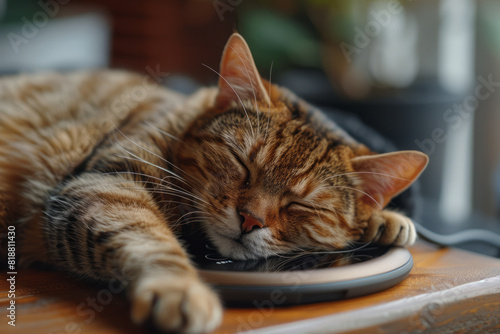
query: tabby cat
0 33 428 333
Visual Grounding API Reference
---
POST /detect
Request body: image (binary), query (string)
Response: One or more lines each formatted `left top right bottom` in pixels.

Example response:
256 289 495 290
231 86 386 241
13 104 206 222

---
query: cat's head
176 34 428 260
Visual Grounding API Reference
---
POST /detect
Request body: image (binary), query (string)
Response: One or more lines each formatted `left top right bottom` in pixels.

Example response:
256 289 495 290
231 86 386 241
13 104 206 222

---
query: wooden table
1 242 500 333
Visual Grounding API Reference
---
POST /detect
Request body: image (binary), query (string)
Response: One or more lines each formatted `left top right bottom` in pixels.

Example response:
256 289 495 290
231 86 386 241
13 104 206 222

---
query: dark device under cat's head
180 229 412 306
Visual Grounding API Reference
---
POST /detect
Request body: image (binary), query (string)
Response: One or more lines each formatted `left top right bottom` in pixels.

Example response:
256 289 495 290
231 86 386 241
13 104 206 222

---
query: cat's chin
206 230 266 261
220 239 260 260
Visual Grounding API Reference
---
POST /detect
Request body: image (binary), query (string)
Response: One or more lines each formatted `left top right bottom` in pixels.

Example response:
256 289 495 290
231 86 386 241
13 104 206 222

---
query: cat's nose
239 211 264 234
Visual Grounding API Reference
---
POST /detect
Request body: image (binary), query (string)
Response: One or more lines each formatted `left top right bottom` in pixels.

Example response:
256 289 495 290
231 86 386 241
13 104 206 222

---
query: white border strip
244 276 500 334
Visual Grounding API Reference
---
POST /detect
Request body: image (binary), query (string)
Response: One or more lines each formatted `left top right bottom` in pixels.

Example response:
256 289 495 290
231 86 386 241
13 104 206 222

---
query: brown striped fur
0 34 428 333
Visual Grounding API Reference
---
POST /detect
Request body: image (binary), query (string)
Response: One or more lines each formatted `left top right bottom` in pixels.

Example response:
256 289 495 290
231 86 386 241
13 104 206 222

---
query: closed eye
288 201 331 212
287 202 313 210
231 153 251 188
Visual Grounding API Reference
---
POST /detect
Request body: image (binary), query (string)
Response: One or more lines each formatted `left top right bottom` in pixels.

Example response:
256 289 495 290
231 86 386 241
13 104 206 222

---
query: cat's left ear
351 151 429 209
215 33 271 109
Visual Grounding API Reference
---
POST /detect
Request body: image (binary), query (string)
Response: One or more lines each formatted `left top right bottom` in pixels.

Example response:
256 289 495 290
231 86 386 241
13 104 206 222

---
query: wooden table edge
241 276 500 334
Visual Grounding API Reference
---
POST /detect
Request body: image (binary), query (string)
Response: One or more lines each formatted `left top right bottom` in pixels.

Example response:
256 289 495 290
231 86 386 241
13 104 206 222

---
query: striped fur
0 34 427 333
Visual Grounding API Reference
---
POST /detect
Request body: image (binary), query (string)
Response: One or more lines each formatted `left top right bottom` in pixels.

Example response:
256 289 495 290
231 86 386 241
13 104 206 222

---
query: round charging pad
186 238 413 306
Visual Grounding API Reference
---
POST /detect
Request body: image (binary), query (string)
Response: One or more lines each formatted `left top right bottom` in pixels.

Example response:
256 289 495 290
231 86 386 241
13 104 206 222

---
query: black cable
414 221 500 249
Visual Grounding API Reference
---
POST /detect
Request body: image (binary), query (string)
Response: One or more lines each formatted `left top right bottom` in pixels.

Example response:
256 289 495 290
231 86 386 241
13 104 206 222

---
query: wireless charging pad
186 238 413 307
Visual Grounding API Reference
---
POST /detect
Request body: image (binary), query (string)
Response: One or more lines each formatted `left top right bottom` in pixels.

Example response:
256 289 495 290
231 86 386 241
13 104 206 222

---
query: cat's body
0 70 200 262
0 34 427 333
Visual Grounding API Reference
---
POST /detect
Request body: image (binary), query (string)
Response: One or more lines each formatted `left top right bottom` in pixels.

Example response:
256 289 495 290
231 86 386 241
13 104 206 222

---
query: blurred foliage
478 1 500 59
237 3 322 75
1 0 42 24
236 1 368 96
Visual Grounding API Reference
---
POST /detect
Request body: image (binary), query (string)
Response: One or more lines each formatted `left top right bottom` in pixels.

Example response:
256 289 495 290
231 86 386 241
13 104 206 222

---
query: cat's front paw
361 210 416 246
131 275 222 333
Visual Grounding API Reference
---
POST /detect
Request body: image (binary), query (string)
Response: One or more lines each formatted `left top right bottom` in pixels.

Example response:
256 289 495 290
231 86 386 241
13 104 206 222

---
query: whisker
113 153 189 187
296 241 374 255
104 171 179 185
108 122 205 190
142 123 204 184
268 240 375 264
144 121 180 141
265 61 274 143
102 177 210 207
308 201 324 223
325 171 411 182
156 201 206 211
110 186 208 207
201 63 255 139
173 210 207 226
173 215 214 228
332 185 383 210
102 171 209 205
110 130 188 183
228 45 260 139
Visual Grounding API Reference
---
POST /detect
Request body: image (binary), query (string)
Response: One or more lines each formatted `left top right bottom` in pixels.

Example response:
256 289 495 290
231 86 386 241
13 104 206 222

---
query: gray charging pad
189 241 413 306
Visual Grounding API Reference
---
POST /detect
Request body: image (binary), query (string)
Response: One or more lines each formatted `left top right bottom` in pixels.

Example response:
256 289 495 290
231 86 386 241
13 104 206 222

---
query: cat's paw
131 275 222 333
361 210 416 246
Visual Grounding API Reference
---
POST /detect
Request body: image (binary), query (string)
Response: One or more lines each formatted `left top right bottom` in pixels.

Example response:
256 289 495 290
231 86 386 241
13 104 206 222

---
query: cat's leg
44 173 222 333
360 209 417 246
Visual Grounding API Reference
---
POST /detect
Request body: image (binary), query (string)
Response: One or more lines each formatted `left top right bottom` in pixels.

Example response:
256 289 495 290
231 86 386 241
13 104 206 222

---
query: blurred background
0 0 499 256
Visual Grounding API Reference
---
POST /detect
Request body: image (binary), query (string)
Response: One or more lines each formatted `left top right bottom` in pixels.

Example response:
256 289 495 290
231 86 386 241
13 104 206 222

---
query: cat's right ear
351 151 429 209
215 33 271 109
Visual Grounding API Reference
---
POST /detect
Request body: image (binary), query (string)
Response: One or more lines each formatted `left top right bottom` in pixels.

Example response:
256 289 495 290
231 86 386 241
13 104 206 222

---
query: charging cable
414 221 500 249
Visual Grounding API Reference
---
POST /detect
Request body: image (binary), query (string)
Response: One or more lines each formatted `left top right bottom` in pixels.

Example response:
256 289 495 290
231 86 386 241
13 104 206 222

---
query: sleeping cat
0 33 428 333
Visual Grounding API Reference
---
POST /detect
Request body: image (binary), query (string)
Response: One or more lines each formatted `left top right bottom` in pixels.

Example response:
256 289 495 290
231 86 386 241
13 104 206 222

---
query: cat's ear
351 151 429 209
215 33 271 109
